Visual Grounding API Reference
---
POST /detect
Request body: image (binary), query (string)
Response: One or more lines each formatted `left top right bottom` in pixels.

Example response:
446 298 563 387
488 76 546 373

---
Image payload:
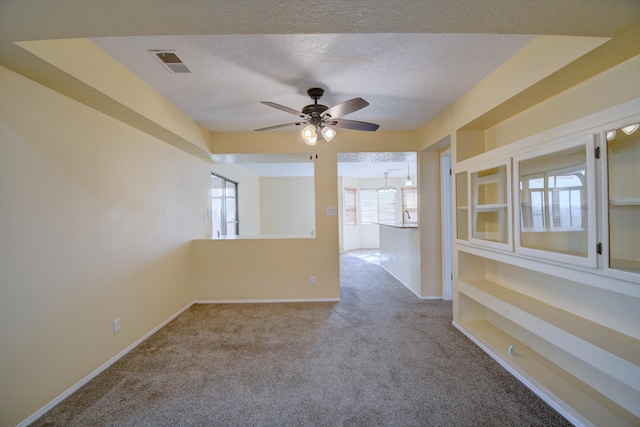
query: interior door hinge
597 242 602 255
595 146 600 159
449 169 452 176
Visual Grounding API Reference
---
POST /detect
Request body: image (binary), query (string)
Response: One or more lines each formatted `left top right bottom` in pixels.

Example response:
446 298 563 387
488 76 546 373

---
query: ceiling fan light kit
322 126 337 142
255 88 379 144
302 124 318 146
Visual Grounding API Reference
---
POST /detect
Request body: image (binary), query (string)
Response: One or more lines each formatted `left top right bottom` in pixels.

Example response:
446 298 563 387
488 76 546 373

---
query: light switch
326 207 336 216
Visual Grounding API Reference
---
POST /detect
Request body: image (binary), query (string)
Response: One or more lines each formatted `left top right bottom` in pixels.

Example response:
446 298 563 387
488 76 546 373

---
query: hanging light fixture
379 172 396 192
621 123 640 136
606 130 617 141
405 162 413 186
302 124 336 145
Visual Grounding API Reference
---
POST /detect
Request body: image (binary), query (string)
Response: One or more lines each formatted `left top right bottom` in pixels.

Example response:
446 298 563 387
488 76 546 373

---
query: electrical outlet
310 276 316 286
113 318 121 334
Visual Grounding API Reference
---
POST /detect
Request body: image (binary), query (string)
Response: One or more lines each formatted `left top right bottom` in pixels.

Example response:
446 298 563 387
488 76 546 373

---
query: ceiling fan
255 88 380 145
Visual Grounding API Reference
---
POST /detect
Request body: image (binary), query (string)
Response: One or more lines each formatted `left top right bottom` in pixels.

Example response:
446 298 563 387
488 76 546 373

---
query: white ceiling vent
150 50 191 73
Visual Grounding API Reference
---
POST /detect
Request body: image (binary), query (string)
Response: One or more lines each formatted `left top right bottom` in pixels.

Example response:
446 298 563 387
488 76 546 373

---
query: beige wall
260 176 315 236
0 66 210 426
17 39 212 160
418 150 443 297
485 54 640 150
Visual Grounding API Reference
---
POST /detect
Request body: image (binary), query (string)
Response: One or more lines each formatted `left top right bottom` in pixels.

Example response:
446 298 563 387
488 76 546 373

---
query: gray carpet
33 253 571 426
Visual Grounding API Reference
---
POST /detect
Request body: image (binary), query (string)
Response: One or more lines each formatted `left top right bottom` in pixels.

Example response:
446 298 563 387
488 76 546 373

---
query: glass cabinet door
606 123 640 273
515 136 595 266
455 171 468 241
470 163 511 248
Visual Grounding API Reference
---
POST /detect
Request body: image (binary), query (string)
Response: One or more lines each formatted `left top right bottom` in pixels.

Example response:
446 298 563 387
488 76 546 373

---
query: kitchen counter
378 223 421 297
376 222 418 229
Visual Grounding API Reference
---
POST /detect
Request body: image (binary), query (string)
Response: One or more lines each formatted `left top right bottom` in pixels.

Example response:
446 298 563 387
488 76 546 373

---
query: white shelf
453 114 640 427
474 204 507 211
610 199 640 206
457 279 640 420
454 319 639 427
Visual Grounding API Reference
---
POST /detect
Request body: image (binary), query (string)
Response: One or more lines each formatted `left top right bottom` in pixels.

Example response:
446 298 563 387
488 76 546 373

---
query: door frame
440 150 452 300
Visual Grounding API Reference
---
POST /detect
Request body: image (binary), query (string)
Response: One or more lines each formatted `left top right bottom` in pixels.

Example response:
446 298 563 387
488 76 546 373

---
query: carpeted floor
32 252 571 426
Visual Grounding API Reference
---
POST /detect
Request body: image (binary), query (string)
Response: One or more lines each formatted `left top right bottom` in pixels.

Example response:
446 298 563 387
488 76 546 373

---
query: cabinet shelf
469 162 511 247
474 203 507 211
610 199 640 206
458 280 640 379
455 246 640 425
454 319 639 427
453 117 640 426
456 278 640 423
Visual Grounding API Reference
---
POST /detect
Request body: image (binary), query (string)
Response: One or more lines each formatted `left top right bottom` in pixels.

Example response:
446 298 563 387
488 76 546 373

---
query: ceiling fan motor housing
302 103 329 117
303 88 329 125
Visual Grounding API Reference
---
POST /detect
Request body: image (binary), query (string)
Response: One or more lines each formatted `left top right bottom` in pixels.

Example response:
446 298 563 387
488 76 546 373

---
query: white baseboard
19 301 195 427
451 321 582 427
194 298 340 304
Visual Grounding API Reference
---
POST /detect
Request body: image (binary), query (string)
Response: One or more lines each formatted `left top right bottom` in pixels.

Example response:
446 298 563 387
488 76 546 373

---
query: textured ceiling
91 33 534 132
2 1 640 177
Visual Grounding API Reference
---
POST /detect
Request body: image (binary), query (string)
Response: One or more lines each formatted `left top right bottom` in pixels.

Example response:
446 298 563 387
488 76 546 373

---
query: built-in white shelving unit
452 117 640 427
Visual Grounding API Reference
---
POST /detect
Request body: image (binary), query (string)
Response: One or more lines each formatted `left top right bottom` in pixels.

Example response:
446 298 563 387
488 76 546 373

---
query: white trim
467 158 513 252
512 134 597 268
18 301 195 427
451 321 585 427
194 298 340 304
440 149 453 300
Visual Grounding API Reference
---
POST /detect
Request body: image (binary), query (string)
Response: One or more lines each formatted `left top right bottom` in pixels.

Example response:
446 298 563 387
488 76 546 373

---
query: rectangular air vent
151 50 191 73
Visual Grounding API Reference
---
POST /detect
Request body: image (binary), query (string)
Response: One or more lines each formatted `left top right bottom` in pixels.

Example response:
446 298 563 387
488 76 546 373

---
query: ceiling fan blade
322 97 369 118
254 122 305 132
261 101 310 119
329 119 379 131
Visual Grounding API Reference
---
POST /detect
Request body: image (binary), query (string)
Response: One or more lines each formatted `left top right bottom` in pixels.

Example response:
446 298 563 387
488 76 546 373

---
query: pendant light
405 162 413 186
379 172 396 192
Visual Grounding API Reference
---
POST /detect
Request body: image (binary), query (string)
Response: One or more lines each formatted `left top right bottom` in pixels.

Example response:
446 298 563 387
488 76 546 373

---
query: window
360 188 378 224
402 188 417 223
344 188 357 225
377 188 397 225
360 187 398 225
211 173 238 237
520 164 586 231
606 123 640 273
516 143 592 261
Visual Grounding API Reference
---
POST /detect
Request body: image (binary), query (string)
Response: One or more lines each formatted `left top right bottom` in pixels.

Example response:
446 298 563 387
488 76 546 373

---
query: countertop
375 222 418 229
